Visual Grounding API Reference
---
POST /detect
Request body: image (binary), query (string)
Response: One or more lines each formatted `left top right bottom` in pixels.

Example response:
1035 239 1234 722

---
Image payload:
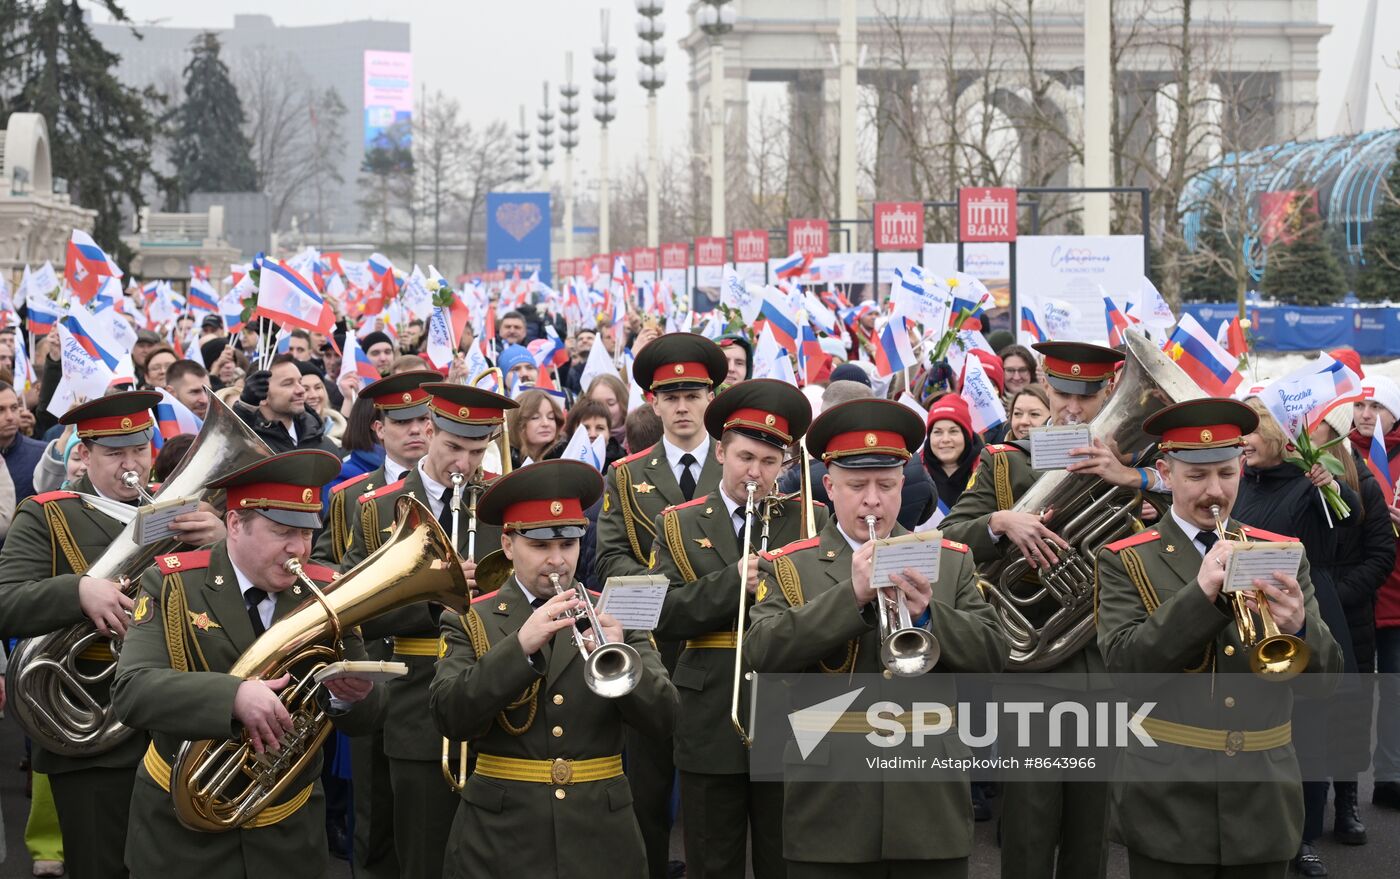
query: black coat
1321 455 1395 666
232 400 341 457
921 428 984 513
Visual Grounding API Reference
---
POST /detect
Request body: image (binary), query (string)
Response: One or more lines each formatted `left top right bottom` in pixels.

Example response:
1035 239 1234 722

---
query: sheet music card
596 575 669 630
1222 541 1304 594
872 531 943 588
134 496 202 546
1029 425 1092 471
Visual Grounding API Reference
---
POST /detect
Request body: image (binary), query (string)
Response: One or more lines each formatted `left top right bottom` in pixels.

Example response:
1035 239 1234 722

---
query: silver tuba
5 390 273 756
979 331 1204 669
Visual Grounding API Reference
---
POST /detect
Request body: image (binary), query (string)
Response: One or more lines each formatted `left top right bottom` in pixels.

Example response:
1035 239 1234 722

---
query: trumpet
1209 506 1310 680
866 515 940 677
731 482 761 746
549 572 641 698
122 470 155 504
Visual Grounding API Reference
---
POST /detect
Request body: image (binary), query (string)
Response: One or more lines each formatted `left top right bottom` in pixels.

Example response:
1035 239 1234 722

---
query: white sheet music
1222 542 1304 594
596 575 669 630
872 531 943 588
1029 425 1092 471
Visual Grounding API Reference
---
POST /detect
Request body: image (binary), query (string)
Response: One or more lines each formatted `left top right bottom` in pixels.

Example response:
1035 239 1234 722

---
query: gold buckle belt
789 708 957 735
77 644 115 662
1140 718 1291 757
685 631 738 649
391 637 439 657
143 743 313 827
473 753 623 785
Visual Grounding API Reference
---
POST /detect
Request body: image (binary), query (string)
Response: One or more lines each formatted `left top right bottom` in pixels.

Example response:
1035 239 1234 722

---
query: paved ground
2 712 1396 877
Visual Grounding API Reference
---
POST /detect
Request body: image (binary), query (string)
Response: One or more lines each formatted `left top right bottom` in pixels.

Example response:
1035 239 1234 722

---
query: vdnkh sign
660 243 689 270
959 187 1017 242
733 229 769 263
788 219 830 258
695 236 727 266
874 202 924 251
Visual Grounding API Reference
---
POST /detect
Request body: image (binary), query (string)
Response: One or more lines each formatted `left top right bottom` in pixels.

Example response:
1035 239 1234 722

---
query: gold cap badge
1201 429 1214 443
550 500 563 516
864 432 877 447
120 416 132 429
302 488 313 503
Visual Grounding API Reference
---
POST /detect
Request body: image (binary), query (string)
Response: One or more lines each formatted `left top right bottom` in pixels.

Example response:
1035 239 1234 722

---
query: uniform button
554 788 566 800
552 725 563 737
1224 696 1236 708
553 694 564 705
1224 645 1236 657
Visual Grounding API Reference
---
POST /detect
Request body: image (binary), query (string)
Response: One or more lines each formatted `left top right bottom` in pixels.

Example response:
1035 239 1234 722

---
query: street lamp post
514 106 531 188
593 10 618 253
697 0 734 238
636 0 667 248
537 82 555 189
560 55 580 258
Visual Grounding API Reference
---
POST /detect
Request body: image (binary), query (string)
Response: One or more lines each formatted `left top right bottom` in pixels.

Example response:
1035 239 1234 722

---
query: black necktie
678 453 697 500
438 486 455 538
530 596 547 609
1197 530 1219 552
245 587 268 637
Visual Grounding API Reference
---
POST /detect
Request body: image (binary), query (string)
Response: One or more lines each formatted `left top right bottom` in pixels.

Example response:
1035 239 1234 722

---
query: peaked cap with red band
59 390 161 448
632 332 728 394
805 398 925 470
422 383 518 439
209 448 341 530
477 459 603 540
703 378 813 448
1032 341 1124 395
364 370 441 421
1143 399 1258 465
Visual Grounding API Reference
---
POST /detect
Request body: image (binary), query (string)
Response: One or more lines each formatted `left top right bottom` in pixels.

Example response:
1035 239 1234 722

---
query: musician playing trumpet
430 459 676 879
649 379 827 879
1096 398 1342 878
746 399 1008 878
0 392 225 879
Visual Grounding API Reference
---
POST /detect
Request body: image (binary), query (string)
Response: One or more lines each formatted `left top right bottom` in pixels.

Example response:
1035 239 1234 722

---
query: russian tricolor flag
757 293 799 353
339 332 379 389
255 259 334 333
1103 296 1139 347
64 230 122 303
1164 314 1241 397
189 277 220 313
60 305 122 370
1366 430 1395 506
27 295 59 334
1020 306 1047 344
873 316 916 377
774 250 811 280
155 389 203 443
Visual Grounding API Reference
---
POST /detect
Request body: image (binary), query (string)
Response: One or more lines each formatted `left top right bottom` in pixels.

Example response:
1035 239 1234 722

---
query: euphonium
171 496 469 832
867 515 940 677
6 391 273 756
1209 505 1311 680
550 572 641 698
977 331 1204 669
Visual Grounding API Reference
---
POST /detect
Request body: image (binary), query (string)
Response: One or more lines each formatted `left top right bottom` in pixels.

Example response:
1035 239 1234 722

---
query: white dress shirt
662 436 710 489
1171 507 1216 558
417 462 451 520
384 456 410 484
231 560 274 631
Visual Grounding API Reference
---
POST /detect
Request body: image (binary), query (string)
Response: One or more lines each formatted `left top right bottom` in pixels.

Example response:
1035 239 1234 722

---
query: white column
599 126 611 253
709 40 726 237
564 151 575 258
647 92 660 247
1083 0 1111 235
838 0 857 246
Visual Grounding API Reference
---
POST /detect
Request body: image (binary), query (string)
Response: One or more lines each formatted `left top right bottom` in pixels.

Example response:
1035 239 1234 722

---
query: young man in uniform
745 398 1009 877
0 391 225 879
651 379 826 879
430 459 677 879
112 448 382 879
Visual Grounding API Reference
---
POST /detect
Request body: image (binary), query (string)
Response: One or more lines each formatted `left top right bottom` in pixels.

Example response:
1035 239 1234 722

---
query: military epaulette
331 471 375 495
471 589 502 605
663 496 708 515
941 539 970 553
1104 529 1162 553
28 490 77 505
1239 525 1300 543
985 444 1020 454
612 446 653 469
156 551 211 574
361 478 407 502
300 563 340 583
761 534 822 561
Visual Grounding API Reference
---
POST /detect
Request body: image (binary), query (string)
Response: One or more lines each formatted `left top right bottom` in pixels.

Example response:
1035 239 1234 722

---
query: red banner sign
958 187 1017 242
631 247 658 272
873 202 924 251
787 219 830 258
695 237 726 267
660 242 690 270
733 229 769 263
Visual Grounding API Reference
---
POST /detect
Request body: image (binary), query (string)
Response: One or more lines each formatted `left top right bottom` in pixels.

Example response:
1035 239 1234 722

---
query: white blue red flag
64 230 122 303
255 260 334 333
1164 315 1242 397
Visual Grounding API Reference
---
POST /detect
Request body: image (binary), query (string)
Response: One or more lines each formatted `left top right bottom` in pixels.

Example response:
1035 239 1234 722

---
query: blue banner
486 192 552 285
1181 303 1400 354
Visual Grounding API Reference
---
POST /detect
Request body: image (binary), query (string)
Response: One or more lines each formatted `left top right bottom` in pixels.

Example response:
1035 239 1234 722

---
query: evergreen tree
1180 202 1237 303
1260 192 1346 306
168 32 257 208
1358 139 1400 301
3 1 162 260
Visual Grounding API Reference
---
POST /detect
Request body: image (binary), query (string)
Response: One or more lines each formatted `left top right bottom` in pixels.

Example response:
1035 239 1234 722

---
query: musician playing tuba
0 392 227 879
1096 398 1342 877
336 382 518 879
649 378 825 879
111 449 382 878
430 459 676 879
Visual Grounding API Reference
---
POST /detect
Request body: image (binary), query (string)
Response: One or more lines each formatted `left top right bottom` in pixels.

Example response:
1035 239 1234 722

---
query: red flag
1221 317 1247 358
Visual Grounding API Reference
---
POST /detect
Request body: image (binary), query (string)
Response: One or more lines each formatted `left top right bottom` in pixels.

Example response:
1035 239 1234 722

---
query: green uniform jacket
429 578 678 879
340 466 502 763
1094 515 1343 865
745 520 1009 864
111 543 383 879
650 488 828 774
0 475 147 775
312 467 385 566
596 442 721 583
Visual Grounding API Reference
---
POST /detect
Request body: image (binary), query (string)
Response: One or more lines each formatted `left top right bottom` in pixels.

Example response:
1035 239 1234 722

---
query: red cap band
1041 355 1116 383
821 429 911 462
502 497 587 532
429 397 505 425
227 481 323 514
651 360 713 389
373 386 430 411
1159 423 1244 451
724 407 792 444
76 410 155 439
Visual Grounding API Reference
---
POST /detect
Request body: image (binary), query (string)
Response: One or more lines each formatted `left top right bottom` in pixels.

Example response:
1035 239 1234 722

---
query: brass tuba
978 331 1205 669
170 496 469 832
6 390 273 756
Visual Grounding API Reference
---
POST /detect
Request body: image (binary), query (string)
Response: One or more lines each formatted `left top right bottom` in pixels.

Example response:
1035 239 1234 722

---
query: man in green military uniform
429 459 678 879
746 398 1009 878
595 331 727 878
941 340 1138 879
0 391 226 879
1096 399 1343 878
339 382 516 879
651 378 826 879
111 449 383 879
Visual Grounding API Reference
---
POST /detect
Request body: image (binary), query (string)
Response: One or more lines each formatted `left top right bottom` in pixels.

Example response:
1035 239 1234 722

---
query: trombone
550 572 641 698
1209 505 1311 680
731 482 761 747
866 515 940 677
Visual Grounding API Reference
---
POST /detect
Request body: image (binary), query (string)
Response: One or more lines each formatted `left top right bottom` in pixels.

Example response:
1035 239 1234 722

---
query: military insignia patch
602 492 611 513
188 611 220 631
756 579 768 602
438 637 449 659
133 594 151 624
635 482 655 494
694 537 713 549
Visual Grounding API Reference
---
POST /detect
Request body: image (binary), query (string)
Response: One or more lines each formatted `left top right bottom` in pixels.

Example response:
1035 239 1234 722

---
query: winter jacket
1320 455 1395 665
1349 424 1400 628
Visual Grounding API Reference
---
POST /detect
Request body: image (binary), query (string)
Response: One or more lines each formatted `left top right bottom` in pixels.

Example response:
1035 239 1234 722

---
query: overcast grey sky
93 0 1400 182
